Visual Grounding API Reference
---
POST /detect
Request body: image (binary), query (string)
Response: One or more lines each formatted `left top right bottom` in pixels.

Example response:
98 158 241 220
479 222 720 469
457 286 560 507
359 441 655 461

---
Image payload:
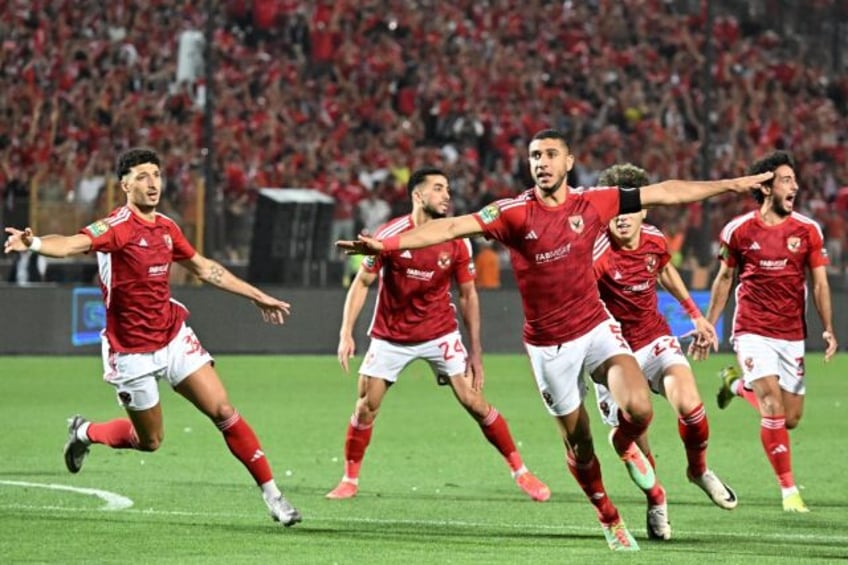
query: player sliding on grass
590 164 737 542
697 150 838 513
327 166 550 503
3 147 301 527
338 129 773 551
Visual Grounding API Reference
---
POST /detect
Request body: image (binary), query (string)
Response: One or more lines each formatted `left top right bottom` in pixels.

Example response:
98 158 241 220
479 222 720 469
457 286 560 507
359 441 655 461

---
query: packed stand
0 0 845 278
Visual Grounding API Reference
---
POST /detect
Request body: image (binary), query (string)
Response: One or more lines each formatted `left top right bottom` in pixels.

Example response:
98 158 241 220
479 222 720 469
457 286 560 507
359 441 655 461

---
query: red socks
678 403 709 478
760 416 795 488
567 452 620 525
218 412 273 486
612 410 652 455
87 419 139 449
480 408 522 472
733 380 760 409
343 415 374 480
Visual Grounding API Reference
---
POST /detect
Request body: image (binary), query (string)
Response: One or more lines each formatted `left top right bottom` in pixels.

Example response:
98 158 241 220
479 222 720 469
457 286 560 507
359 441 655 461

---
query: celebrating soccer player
701 150 838 513
326 167 550 502
4 148 302 526
338 129 772 551
590 164 737 541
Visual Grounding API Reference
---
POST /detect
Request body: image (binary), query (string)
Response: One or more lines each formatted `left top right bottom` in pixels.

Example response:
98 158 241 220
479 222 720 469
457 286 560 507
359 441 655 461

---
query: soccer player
338 129 773 551
3 148 302 526
700 150 837 513
326 166 550 503
590 164 737 541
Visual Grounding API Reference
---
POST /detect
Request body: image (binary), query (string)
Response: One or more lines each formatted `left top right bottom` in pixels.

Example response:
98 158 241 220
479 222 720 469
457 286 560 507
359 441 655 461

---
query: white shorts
594 334 689 427
732 333 806 395
359 330 467 383
101 323 214 411
525 318 633 417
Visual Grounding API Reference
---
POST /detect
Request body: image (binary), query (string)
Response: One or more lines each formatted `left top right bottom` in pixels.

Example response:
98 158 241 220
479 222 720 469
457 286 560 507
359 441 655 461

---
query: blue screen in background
72 287 105 346
656 290 723 344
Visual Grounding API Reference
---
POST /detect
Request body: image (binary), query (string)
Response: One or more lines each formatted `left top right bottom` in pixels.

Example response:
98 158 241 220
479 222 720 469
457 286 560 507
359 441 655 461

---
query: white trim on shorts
101 323 214 411
359 330 468 383
525 318 633 417
732 333 806 395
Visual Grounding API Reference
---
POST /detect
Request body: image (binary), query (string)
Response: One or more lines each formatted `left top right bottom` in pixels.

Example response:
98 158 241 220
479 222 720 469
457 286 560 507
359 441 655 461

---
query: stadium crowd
1 0 846 275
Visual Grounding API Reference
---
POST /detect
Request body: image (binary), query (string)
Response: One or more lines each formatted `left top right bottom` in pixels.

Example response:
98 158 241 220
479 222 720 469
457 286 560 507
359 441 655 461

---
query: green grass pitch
0 354 846 563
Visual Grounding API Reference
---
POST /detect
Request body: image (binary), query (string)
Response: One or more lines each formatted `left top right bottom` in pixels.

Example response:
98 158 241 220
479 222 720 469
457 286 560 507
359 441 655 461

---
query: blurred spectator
473 238 501 290
7 249 47 285
356 188 391 236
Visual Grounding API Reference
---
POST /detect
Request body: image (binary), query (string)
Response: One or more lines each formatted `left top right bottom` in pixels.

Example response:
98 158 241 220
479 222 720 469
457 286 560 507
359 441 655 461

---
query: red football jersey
593 224 672 350
472 186 620 346
81 206 197 353
719 211 829 340
365 215 476 343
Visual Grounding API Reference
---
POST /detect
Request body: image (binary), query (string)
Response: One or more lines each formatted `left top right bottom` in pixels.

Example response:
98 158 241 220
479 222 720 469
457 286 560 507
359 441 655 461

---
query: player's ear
641 209 648 220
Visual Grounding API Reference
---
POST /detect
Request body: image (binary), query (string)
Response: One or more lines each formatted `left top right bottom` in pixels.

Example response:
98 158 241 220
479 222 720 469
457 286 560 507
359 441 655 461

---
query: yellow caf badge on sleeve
86 221 110 236
478 204 501 225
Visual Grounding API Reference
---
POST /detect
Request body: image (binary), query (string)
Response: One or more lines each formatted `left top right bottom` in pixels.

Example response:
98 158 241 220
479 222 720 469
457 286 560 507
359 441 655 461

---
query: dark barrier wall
0 286 843 355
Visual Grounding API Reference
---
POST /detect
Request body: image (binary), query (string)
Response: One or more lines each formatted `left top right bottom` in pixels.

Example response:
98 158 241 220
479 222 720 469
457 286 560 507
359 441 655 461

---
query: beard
423 204 447 219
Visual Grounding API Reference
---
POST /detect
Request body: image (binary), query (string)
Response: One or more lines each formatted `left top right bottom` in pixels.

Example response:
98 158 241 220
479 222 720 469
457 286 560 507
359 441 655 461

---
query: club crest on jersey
478 204 501 225
163 234 173 250
645 254 658 273
569 215 584 233
437 251 452 269
786 236 801 253
86 220 110 237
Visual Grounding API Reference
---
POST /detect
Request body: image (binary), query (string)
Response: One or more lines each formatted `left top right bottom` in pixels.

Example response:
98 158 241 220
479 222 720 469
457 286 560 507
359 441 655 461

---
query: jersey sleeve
361 254 383 274
471 199 524 243
586 187 621 225
718 223 738 268
592 231 612 280
805 221 829 268
80 218 123 252
169 222 196 262
453 239 476 285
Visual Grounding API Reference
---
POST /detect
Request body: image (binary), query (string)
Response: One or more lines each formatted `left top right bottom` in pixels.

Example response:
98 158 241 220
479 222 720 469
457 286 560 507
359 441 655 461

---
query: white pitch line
1 502 846 544
0 480 133 511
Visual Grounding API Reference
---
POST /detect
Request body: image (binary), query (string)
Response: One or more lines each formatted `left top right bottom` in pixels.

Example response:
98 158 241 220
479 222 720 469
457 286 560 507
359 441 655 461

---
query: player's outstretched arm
4 227 92 257
337 215 483 255
338 268 377 372
810 265 838 362
179 254 291 325
640 172 774 207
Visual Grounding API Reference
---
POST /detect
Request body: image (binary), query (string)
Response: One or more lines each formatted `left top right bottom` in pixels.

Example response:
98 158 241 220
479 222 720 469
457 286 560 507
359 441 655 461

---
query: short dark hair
598 163 650 188
747 150 795 203
407 166 446 198
530 129 570 152
116 147 161 179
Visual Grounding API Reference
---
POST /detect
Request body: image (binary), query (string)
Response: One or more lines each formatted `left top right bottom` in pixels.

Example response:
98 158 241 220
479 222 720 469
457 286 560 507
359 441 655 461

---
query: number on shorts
652 336 682 357
609 324 629 349
438 338 464 361
796 356 805 378
184 332 204 356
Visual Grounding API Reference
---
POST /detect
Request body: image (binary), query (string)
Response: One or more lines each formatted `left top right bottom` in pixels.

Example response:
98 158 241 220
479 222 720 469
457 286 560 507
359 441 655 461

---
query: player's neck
411 208 431 227
617 234 640 250
128 202 157 223
759 204 789 226
534 185 568 207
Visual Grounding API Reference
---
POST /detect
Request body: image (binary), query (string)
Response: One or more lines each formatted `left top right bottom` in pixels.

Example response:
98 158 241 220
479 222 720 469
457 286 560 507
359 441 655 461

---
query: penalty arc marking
0 480 133 511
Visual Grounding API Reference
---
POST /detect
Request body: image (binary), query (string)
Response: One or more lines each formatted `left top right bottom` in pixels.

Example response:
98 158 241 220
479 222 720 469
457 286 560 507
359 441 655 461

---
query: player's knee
137 435 163 452
785 414 802 429
625 399 653 425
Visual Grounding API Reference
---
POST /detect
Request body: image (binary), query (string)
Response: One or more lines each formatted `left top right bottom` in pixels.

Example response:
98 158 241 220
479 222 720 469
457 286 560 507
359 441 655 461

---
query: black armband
618 186 642 215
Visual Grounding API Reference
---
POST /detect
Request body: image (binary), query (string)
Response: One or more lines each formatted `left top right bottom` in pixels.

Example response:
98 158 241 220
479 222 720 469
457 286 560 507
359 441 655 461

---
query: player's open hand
823 330 838 362
336 234 383 256
729 171 774 194
465 350 484 391
4 227 34 254
337 335 355 372
684 322 717 361
252 295 291 325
